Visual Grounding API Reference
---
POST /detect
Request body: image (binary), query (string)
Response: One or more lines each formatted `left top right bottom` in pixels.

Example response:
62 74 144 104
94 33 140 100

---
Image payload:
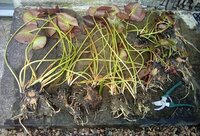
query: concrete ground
0 17 12 79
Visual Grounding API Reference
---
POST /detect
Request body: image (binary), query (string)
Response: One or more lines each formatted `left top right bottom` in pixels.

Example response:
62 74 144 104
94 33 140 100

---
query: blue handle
169 102 194 108
164 81 182 97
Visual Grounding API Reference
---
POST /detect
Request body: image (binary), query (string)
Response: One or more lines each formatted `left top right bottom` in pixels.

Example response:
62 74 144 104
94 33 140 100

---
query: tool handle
169 103 194 108
164 81 182 97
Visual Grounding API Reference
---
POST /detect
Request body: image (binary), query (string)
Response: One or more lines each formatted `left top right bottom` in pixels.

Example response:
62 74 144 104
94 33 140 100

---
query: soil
45 85 102 125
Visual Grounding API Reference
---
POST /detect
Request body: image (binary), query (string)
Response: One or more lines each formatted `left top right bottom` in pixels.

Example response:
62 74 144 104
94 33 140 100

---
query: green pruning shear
152 81 193 111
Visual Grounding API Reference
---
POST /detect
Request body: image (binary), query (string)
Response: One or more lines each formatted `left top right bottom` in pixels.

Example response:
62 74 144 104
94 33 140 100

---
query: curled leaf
23 10 40 25
14 25 37 44
32 36 47 50
124 2 145 22
56 13 78 32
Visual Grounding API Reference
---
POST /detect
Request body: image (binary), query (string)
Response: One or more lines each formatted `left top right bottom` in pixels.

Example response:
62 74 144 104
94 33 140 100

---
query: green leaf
32 36 47 50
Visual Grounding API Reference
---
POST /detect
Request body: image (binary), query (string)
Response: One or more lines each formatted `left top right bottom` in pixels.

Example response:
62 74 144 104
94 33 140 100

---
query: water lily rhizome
5 3 200 135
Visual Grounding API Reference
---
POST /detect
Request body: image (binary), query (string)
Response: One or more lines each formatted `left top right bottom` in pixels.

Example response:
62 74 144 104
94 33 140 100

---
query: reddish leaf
32 36 47 50
138 68 150 80
23 10 40 25
83 16 107 28
46 17 57 37
124 2 137 14
14 25 38 44
94 10 107 17
38 6 60 17
165 66 177 74
68 26 81 38
109 5 120 17
46 6 60 15
51 32 60 39
129 11 145 22
83 15 95 27
116 12 129 20
86 7 97 16
97 6 112 11
124 2 145 22
56 13 78 32
87 6 113 17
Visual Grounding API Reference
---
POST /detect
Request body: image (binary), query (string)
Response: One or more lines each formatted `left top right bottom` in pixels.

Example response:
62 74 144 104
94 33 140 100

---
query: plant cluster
5 2 198 134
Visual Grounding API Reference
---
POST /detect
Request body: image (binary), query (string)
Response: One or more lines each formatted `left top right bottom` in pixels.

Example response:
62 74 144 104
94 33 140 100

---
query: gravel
0 126 199 136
